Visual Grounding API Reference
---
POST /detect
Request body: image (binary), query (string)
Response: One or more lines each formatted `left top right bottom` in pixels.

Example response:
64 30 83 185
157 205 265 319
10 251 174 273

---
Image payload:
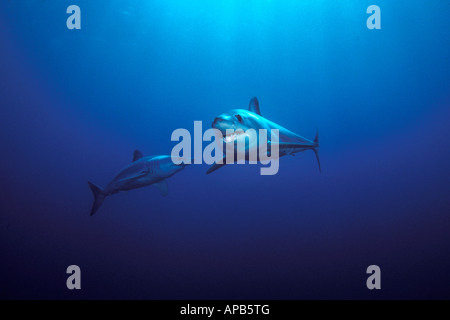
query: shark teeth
223 131 245 143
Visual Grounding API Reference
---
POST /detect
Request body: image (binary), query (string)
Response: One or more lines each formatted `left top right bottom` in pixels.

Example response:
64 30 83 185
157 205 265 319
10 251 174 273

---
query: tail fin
313 129 321 173
88 181 106 216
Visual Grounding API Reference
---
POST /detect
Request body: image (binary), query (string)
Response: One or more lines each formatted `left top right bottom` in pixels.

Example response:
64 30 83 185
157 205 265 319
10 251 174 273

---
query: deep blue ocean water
0 0 449 299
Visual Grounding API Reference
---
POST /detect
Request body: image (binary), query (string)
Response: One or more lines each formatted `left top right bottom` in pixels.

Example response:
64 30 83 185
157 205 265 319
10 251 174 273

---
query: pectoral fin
206 163 226 174
206 157 227 174
154 180 168 196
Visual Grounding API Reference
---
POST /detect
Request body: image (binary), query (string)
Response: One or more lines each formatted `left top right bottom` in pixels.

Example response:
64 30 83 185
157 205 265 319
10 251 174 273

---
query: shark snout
212 116 234 133
212 117 220 127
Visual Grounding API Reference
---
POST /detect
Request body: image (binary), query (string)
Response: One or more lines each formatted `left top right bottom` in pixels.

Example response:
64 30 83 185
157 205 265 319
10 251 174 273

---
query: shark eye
235 114 243 123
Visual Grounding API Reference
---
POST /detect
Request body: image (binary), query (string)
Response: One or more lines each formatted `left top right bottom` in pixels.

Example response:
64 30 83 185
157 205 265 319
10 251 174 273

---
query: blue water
1 0 449 299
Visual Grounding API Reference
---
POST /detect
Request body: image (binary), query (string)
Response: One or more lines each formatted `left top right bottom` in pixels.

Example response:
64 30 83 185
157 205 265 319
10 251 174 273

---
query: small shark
88 150 188 216
208 97 320 174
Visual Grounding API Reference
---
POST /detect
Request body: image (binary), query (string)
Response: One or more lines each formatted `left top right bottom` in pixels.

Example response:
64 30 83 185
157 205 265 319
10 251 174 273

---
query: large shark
88 150 188 216
208 97 320 174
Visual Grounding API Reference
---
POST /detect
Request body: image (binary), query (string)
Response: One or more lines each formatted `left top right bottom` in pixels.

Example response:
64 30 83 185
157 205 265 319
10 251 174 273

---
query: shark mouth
223 130 247 143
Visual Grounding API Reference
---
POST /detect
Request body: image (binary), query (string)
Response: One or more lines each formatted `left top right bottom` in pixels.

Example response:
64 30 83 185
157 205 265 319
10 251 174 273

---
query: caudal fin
313 129 321 173
88 181 106 216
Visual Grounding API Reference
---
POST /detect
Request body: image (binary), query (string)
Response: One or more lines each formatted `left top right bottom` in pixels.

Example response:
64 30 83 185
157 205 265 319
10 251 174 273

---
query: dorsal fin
249 97 261 115
132 149 144 162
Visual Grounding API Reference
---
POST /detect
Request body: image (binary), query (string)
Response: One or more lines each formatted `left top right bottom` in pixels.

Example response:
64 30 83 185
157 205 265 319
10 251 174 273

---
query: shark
208 97 320 174
88 150 188 216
